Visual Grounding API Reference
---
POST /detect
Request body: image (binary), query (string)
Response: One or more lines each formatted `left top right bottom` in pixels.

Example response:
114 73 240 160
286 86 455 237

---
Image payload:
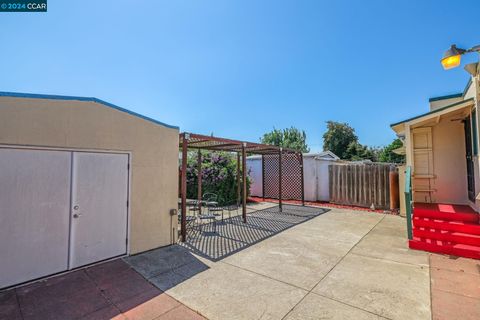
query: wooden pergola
179 132 304 241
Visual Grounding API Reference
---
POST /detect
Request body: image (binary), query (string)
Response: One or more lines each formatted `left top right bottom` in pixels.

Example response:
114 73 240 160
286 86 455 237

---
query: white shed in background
247 151 339 202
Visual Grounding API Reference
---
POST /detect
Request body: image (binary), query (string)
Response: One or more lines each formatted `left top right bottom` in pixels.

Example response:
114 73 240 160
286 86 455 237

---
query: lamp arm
467 45 480 53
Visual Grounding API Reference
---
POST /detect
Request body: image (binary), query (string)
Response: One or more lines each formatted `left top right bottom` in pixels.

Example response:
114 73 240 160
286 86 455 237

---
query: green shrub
185 151 250 205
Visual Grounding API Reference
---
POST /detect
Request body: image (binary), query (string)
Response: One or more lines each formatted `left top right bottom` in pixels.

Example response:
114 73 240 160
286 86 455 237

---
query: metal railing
405 166 413 240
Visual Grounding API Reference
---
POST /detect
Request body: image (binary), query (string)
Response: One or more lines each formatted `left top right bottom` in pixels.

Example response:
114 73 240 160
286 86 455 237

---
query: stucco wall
431 117 468 204
0 96 179 254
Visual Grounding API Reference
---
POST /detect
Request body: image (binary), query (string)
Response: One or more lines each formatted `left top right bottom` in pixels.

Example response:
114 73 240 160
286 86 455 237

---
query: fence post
261 155 265 200
405 166 413 240
180 133 188 242
278 148 283 212
299 153 305 206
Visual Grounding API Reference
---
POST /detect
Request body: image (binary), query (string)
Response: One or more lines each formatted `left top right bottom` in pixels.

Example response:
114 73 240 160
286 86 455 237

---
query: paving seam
81 269 124 319
129 264 209 320
433 286 480 300
152 304 206 320
13 288 25 320
219 260 310 292
308 291 392 320
348 251 429 268
429 254 433 320
280 214 387 320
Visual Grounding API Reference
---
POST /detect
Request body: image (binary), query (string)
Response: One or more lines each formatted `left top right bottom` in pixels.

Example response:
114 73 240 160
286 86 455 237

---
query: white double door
0 148 129 288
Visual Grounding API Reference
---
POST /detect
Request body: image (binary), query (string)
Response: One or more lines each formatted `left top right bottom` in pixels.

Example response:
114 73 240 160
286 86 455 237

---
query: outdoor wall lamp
441 44 480 71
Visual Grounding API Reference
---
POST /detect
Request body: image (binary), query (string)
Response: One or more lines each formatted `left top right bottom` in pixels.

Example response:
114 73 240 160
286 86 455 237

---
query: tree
344 142 380 162
378 139 405 163
322 121 358 159
261 127 310 153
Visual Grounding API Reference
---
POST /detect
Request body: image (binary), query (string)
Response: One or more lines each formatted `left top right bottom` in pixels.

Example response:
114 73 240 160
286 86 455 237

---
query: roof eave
390 97 475 128
0 91 179 130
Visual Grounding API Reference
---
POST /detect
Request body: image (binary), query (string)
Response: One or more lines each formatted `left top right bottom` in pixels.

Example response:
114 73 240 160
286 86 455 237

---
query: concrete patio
129 206 479 320
130 207 433 320
2 205 479 320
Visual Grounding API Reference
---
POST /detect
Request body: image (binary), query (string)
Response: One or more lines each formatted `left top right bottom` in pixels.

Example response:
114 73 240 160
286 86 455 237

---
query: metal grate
262 153 304 201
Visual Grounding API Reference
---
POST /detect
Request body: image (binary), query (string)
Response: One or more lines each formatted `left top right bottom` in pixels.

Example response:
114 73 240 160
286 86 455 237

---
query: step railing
405 166 413 240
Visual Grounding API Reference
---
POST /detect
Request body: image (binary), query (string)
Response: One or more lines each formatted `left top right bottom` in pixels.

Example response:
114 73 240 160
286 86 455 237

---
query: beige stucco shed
0 92 179 288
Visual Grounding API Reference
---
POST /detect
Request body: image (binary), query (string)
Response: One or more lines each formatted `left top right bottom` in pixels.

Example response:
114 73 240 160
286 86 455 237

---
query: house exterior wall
431 117 468 204
0 96 179 254
393 77 480 210
403 116 469 205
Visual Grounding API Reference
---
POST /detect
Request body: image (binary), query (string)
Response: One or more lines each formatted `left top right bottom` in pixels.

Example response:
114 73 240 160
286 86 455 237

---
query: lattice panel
262 153 303 200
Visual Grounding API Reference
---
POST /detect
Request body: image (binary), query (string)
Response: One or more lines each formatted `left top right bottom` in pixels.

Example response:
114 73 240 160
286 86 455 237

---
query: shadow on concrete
181 204 330 261
0 258 206 320
125 245 209 292
125 205 328 292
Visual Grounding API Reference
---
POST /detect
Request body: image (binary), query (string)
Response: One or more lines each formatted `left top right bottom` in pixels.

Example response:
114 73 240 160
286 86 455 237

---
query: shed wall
0 96 179 254
247 155 336 202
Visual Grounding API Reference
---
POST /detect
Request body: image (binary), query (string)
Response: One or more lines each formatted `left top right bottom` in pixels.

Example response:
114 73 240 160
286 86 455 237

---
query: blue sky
1 1 479 151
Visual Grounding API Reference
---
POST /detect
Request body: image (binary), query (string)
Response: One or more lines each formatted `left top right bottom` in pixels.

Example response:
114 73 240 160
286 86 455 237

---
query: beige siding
429 96 463 111
0 96 179 254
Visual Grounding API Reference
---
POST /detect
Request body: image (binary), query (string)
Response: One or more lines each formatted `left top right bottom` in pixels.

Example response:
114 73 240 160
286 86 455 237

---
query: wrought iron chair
205 193 225 220
197 193 220 232
220 197 240 222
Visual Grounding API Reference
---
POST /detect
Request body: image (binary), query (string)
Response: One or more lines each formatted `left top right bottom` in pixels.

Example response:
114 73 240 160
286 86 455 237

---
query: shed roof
0 91 178 130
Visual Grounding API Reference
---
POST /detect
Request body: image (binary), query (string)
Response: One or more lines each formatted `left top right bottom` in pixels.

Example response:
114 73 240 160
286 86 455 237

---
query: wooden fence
329 162 397 210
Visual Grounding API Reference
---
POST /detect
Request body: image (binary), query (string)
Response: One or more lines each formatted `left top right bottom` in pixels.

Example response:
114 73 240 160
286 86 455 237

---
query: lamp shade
441 45 465 70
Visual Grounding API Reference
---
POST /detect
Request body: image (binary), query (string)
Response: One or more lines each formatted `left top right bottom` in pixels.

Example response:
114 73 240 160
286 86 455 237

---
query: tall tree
378 139 405 163
344 142 380 162
261 127 310 153
322 121 358 159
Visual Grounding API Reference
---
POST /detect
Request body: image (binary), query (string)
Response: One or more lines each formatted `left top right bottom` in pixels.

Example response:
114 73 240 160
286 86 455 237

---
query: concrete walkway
430 254 480 320
161 209 432 320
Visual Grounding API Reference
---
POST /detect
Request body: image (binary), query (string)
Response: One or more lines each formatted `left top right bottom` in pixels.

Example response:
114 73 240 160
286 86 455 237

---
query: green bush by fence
185 151 250 205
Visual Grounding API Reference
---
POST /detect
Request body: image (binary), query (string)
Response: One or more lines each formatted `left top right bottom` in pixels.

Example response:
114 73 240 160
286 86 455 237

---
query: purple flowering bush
184 151 250 205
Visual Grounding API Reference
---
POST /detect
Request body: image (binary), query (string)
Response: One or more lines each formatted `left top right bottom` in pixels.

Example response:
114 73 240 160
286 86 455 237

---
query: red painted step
413 228 480 247
414 203 479 223
409 239 480 260
413 217 480 235
415 203 478 214
410 203 480 259
414 210 479 223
